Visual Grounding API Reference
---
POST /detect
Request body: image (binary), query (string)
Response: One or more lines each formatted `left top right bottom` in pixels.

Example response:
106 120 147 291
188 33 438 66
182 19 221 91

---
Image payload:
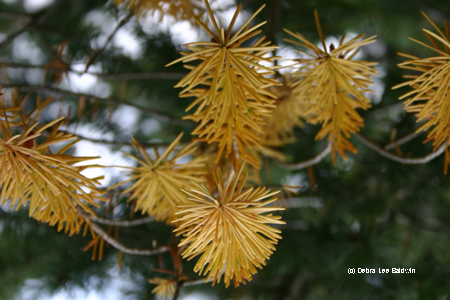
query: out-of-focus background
1 0 450 299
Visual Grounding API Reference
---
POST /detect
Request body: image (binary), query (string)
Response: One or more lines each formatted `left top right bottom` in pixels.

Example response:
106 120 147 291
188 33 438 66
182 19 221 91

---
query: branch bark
276 143 331 170
355 133 446 164
84 11 135 71
0 0 63 48
0 84 194 127
89 220 169 256
92 215 156 227
384 130 422 150
57 129 187 148
182 277 210 286
1 63 187 80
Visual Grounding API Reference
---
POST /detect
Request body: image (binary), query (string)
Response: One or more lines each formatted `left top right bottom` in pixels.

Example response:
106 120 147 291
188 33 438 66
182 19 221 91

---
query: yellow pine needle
393 12 450 172
284 10 377 162
172 162 285 287
109 133 207 222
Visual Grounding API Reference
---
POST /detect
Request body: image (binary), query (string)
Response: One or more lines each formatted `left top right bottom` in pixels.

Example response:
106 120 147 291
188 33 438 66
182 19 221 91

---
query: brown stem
355 133 446 164
0 0 64 48
91 215 156 227
1 63 187 80
56 129 188 148
84 11 134 71
88 220 169 256
172 281 182 300
276 143 331 170
384 130 422 150
0 84 194 127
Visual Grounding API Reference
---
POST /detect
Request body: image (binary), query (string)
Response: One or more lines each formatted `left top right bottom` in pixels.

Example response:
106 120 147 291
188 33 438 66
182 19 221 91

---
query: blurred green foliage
1 0 450 299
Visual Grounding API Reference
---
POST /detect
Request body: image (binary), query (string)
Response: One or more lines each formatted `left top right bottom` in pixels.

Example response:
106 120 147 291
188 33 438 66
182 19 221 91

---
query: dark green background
1 0 450 299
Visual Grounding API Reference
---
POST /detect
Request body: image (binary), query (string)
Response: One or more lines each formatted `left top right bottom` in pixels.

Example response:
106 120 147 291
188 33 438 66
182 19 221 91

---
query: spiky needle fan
285 10 377 162
394 12 450 173
166 0 280 168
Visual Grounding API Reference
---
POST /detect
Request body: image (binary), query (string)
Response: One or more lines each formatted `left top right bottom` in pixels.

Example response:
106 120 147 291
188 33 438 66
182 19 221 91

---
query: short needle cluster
173 163 285 287
0 108 105 232
285 10 377 162
166 0 280 168
109 133 206 222
393 12 450 172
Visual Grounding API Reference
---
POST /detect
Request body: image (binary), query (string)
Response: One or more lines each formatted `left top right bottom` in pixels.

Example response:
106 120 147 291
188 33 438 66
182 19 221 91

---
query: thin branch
355 133 446 164
91 215 156 227
384 130 422 150
0 11 31 20
85 11 134 71
1 63 187 80
0 84 194 127
89 220 169 256
367 103 405 119
98 72 186 80
33 28 70 66
276 143 331 170
172 281 182 300
0 0 63 48
57 129 186 148
182 277 210 286
0 16 38 48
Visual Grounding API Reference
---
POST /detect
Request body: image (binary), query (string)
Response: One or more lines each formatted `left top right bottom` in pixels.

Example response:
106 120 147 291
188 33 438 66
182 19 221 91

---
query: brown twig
57 129 189 148
88 220 169 256
98 71 186 80
84 11 135 71
384 130 422 150
0 11 31 20
0 0 63 48
172 281 182 300
92 215 156 227
182 277 210 286
355 133 446 164
276 143 331 170
0 84 194 127
1 63 187 80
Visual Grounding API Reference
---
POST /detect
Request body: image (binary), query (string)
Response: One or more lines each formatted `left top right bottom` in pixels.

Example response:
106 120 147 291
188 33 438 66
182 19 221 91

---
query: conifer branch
384 131 422 150
276 143 331 170
355 133 446 164
89 220 169 256
91 215 156 227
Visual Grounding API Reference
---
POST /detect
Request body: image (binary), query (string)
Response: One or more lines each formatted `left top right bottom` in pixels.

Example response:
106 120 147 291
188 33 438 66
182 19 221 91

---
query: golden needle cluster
0 103 105 233
173 163 285 287
166 0 280 168
285 10 377 162
109 133 206 222
261 77 308 147
393 13 450 173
